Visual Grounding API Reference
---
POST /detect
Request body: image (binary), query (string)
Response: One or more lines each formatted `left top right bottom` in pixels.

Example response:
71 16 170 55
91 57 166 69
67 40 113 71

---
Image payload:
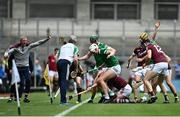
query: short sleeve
73 45 79 55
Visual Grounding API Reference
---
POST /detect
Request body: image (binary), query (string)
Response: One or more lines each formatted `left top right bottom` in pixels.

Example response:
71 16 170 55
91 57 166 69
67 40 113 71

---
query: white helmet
70 35 77 42
89 43 98 52
4 52 8 57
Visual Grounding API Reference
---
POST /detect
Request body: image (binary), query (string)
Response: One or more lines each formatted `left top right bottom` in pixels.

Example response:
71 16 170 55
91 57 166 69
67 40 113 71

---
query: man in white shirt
57 35 79 105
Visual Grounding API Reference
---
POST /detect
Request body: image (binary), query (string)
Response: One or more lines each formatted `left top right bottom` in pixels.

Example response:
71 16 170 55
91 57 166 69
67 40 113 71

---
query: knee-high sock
77 87 82 101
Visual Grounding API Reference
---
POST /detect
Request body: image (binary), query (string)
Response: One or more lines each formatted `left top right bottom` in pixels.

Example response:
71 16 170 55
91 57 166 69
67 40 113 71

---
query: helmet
70 35 77 42
90 35 98 43
4 52 8 58
139 32 148 41
68 35 77 44
89 43 98 52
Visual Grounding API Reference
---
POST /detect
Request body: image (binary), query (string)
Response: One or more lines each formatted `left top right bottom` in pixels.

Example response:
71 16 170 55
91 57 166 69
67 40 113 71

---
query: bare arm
127 54 136 68
151 21 160 40
143 50 152 66
78 52 93 61
136 54 148 62
163 53 171 63
106 46 116 58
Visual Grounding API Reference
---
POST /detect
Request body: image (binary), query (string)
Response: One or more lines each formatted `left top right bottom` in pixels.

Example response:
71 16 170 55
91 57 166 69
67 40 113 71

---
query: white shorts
99 64 121 76
109 64 121 75
134 65 154 78
151 62 169 76
118 84 132 97
48 70 58 78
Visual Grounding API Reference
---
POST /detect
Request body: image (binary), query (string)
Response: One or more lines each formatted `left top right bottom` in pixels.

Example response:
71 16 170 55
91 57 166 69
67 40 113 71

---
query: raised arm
151 21 160 40
29 36 51 49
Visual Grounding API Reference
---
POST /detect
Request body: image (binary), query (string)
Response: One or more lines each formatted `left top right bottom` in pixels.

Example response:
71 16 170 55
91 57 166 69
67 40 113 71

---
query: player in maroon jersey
139 33 169 103
48 48 59 92
140 30 179 103
107 76 132 103
88 75 132 103
127 45 149 102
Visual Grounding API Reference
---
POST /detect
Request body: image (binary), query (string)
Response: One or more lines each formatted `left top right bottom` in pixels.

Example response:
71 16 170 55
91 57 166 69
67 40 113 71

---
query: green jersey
93 42 119 67
150 39 157 45
149 39 157 64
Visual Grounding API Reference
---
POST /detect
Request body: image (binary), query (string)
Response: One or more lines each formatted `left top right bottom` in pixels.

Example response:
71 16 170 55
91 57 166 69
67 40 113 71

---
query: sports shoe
76 99 82 104
163 100 170 104
140 96 148 103
102 98 111 104
60 102 70 106
7 98 13 103
23 98 30 103
87 99 93 103
174 97 179 103
98 96 104 103
147 96 157 104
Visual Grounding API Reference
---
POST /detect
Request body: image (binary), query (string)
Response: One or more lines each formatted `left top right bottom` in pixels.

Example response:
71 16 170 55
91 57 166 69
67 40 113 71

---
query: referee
57 35 79 105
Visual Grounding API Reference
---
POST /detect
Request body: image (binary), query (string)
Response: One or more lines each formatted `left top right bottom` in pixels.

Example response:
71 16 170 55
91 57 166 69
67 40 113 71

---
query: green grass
0 92 180 116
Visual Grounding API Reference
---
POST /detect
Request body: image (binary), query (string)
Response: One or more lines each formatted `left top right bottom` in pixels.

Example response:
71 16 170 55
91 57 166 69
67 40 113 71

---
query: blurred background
0 0 180 92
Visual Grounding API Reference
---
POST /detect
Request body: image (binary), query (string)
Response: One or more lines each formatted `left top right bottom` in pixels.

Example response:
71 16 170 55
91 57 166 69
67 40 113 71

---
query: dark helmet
89 35 98 43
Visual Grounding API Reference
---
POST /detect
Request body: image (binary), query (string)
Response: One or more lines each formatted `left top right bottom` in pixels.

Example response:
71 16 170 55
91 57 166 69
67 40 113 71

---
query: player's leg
165 70 179 103
132 75 142 101
75 76 82 103
95 69 116 102
49 71 54 94
143 70 158 103
152 75 169 103
95 65 121 103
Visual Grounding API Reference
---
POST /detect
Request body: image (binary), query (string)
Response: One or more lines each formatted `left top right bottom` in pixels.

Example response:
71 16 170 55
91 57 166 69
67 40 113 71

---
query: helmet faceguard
89 43 99 53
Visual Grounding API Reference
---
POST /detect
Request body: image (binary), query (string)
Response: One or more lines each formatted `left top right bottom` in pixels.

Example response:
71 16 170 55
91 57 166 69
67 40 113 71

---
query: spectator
34 59 42 86
0 57 6 93
175 60 180 79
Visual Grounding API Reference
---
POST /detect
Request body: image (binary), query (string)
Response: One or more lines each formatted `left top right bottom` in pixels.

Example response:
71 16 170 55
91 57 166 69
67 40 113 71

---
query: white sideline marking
54 98 90 117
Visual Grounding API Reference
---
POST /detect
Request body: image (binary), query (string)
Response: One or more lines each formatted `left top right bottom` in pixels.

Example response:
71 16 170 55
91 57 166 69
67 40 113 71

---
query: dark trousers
57 59 70 103
17 66 30 98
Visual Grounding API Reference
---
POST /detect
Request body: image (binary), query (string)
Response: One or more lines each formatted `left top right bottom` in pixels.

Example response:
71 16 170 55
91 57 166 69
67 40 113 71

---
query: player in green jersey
78 35 121 103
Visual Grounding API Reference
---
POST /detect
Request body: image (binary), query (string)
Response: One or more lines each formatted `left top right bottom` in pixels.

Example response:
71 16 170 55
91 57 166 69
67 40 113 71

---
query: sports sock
104 94 110 99
24 93 28 99
163 94 169 101
77 88 82 101
149 91 155 97
174 93 177 97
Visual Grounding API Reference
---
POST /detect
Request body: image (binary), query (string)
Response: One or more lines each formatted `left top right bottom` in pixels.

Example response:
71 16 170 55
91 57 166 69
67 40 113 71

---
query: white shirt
58 43 78 63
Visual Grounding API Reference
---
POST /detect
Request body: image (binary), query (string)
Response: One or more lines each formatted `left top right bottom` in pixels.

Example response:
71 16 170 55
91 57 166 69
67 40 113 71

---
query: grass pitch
0 92 180 116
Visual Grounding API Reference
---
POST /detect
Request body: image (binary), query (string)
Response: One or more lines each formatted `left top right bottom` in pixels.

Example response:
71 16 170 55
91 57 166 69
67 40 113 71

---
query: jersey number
154 45 163 53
